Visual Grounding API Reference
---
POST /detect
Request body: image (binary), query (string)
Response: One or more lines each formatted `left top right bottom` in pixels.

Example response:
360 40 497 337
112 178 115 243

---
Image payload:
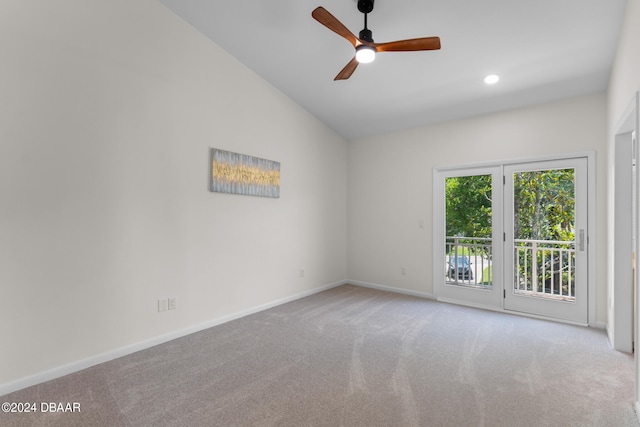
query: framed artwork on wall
210 148 280 198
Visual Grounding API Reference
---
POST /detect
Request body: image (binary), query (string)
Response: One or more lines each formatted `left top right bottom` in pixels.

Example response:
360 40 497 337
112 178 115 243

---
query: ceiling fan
312 0 441 80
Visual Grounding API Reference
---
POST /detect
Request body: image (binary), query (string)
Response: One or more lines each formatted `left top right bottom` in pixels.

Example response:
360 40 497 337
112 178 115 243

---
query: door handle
579 229 585 251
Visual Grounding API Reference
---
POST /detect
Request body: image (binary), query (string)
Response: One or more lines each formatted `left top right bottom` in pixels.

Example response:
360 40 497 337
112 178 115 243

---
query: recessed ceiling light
484 74 500 85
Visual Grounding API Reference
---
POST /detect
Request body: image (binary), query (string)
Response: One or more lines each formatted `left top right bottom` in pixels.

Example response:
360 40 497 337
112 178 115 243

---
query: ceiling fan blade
312 7 360 48
334 57 359 81
374 36 441 52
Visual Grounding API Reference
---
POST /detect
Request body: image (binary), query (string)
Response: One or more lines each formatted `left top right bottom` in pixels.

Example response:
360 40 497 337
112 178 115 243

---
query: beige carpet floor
1 284 638 426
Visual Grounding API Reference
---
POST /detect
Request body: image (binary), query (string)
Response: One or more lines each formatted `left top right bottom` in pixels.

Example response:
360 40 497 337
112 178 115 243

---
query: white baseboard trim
605 324 634 353
348 280 434 300
593 320 607 330
606 324 615 349
0 280 347 397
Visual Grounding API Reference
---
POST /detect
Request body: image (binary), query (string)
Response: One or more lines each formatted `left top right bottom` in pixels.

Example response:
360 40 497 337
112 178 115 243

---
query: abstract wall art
210 148 280 198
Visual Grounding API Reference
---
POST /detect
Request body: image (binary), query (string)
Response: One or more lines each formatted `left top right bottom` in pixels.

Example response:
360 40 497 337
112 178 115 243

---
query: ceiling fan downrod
359 16 373 42
358 0 374 42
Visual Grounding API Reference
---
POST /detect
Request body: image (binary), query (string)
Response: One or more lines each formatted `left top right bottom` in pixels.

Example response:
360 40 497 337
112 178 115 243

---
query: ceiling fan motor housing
359 28 373 42
357 0 374 14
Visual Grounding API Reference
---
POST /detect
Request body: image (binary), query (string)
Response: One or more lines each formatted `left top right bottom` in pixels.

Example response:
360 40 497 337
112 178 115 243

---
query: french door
435 157 589 324
504 158 588 324
434 166 504 310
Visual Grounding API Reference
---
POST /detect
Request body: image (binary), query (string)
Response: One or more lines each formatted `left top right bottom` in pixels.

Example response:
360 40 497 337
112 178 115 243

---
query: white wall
0 0 347 391
348 93 607 322
608 0 640 126
606 0 640 404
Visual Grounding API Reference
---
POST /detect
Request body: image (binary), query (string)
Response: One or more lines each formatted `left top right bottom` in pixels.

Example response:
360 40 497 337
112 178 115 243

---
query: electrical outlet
401 267 407 276
168 297 176 310
158 298 168 312
300 269 305 278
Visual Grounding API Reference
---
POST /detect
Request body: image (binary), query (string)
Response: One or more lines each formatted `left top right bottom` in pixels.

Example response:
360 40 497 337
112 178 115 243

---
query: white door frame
613 127 635 353
433 152 596 326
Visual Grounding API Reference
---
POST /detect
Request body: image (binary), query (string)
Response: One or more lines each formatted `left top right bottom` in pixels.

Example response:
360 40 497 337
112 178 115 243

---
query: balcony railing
445 236 492 287
514 239 575 302
446 236 575 302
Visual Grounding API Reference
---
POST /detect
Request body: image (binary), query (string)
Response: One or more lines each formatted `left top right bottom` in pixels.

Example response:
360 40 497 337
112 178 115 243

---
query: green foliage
513 169 574 241
445 175 492 238
481 265 492 286
445 169 575 242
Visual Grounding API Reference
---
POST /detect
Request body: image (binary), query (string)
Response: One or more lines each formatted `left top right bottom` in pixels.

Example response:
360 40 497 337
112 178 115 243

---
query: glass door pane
445 175 493 289
513 168 576 301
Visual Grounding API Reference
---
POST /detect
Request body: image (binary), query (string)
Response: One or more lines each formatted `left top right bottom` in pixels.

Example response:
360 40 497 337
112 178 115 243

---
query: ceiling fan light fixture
484 74 500 85
355 45 376 63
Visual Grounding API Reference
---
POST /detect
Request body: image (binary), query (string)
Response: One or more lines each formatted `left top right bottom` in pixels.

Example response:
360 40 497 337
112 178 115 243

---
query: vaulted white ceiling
158 0 628 140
